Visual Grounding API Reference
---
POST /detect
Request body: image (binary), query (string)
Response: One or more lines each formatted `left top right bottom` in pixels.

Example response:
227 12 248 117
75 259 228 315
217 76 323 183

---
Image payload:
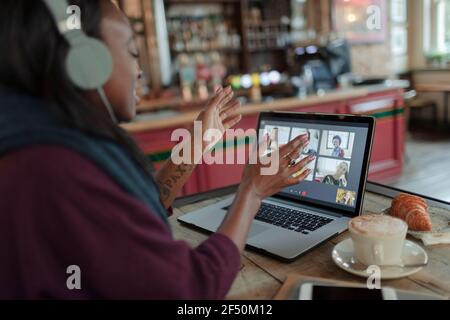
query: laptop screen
259 113 372 215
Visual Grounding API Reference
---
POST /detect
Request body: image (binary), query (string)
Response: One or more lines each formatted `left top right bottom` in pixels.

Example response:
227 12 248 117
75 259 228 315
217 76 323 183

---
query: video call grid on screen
260 119 369 214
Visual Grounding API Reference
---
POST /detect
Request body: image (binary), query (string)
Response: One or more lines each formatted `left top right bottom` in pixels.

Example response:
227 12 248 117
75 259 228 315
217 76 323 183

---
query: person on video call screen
331 135 345 158
322 161 349 187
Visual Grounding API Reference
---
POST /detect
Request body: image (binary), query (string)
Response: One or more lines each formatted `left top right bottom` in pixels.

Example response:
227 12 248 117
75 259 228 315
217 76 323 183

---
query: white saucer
332 239 428 280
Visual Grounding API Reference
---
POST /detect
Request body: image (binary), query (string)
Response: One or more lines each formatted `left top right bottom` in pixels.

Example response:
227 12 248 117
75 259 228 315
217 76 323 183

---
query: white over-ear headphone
43 0 118 123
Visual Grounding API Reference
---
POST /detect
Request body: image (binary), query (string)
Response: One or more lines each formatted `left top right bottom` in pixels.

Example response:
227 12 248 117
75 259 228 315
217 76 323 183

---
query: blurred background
114 0 450 202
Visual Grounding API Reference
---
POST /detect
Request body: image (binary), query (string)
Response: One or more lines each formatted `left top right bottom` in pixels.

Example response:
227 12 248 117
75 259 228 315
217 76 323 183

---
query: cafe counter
122 83 406 196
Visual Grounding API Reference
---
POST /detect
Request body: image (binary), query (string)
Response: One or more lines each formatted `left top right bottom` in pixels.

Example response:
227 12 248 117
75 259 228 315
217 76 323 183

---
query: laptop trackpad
249 223 270 239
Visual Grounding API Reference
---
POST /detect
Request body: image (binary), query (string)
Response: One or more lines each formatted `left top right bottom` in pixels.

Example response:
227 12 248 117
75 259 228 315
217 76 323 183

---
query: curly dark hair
332 135 342 145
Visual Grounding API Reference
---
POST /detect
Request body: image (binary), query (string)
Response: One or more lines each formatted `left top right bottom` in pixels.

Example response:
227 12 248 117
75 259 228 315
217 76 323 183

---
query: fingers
283 147 304 167
218 86 234 109
285 168 312 186
206 86 225 107
288 154 315 176
209 86 234 110
220 99 241 121
279 134 309 158
223 114 242 130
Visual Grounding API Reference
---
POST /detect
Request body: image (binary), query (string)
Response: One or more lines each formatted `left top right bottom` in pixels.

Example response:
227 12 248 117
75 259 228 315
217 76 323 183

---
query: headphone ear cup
65 37 113 90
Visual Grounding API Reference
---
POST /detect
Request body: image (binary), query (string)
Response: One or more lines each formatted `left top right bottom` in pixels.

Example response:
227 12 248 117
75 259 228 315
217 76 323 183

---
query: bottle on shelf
178 54 195 102
168 13 240 53
210 52 227 89
250 73 262 102
195 53 211 100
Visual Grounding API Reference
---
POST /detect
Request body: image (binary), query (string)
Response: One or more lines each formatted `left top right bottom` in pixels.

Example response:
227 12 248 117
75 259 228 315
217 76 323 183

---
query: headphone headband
43 0 81 43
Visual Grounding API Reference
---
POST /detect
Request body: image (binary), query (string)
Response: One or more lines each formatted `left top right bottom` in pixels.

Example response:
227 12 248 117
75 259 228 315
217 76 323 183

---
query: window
437 0 448 51
431 0 450 52
444 0 450 51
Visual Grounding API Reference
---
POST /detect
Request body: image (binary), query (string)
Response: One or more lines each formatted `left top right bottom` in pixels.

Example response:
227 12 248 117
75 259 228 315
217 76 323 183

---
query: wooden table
172 183 450 300
415 83 450 127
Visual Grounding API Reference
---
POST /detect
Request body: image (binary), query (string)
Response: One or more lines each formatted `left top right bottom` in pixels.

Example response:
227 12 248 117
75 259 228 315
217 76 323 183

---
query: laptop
178 112 375 261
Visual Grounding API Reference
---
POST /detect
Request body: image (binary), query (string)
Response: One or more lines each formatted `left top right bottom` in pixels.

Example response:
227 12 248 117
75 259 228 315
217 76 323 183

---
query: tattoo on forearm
175 165 189 175
158 180 171 198
157 163 196 204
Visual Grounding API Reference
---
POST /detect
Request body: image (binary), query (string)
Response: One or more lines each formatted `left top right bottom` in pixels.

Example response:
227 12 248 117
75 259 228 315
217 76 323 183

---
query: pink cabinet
347 89 405 183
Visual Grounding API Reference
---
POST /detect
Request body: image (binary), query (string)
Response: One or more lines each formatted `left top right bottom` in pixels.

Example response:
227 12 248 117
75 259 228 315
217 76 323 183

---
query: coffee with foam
349 214 408 266
349 214 407 237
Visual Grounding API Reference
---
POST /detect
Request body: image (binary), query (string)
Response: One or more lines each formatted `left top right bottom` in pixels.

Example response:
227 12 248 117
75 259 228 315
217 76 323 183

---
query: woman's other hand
218 133 316 252
240 133 315 205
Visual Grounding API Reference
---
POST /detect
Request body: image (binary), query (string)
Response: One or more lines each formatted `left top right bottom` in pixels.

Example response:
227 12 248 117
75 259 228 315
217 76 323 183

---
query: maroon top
0 145 240 299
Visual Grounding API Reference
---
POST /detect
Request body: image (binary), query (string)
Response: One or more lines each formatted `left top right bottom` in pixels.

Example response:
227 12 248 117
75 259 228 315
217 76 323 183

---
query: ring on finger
287 155 297 167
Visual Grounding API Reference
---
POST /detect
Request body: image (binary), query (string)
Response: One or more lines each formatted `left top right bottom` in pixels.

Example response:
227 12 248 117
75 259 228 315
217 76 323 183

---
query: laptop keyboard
254 203 333 235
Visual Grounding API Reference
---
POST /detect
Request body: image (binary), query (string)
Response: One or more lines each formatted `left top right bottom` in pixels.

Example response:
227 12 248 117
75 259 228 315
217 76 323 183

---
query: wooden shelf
121 0 333 91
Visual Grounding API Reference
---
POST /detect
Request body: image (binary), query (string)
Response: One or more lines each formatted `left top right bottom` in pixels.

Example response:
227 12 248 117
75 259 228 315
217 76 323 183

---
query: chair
399 71 438 130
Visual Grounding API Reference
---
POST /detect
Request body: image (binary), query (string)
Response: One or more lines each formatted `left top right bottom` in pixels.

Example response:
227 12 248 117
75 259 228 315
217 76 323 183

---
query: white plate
381 207 450 239
332 238 428 280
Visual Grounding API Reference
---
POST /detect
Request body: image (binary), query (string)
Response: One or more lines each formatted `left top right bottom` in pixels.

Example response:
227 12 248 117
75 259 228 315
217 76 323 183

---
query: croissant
389 193 432 232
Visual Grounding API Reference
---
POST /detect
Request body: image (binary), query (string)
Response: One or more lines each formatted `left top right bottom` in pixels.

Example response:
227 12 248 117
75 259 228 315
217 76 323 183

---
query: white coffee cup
348 214 408 266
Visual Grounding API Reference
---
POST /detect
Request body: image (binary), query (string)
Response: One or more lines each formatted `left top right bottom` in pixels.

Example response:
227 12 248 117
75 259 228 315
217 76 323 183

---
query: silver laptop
179 112 375 261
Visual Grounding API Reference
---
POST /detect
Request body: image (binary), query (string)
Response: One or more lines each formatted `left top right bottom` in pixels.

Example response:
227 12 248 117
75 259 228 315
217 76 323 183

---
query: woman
337 190 355 207
322 162 349 187
331 135 345 158
0 1 313 299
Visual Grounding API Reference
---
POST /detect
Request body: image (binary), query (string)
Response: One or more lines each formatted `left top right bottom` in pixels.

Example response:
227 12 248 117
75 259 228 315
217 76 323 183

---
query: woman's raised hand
195 86 242 154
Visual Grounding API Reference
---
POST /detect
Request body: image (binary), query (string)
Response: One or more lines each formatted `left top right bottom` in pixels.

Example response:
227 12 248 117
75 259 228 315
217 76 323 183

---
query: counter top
121 82 407 133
